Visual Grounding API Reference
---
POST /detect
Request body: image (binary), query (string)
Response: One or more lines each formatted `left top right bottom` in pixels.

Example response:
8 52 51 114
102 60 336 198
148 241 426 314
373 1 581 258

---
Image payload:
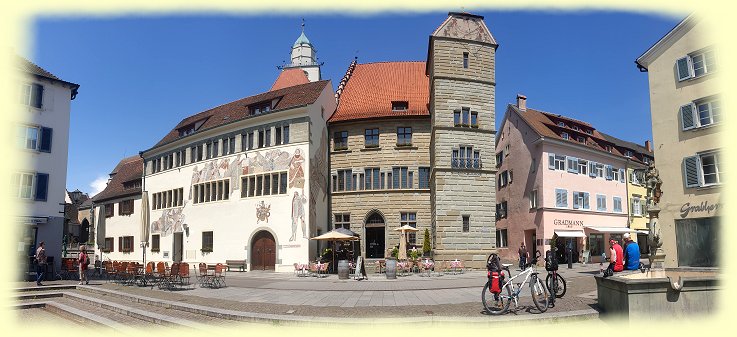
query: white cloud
89 176 109 196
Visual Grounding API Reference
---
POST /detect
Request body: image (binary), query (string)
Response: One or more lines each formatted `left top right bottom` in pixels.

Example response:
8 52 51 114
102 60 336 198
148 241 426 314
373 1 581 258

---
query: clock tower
427 12 498 268
281 20 322 82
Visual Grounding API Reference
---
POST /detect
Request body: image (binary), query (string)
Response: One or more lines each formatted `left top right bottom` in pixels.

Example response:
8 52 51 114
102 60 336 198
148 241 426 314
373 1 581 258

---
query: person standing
78 246 89 285
622 233 641 270
518 242 529 270
35 241 47 286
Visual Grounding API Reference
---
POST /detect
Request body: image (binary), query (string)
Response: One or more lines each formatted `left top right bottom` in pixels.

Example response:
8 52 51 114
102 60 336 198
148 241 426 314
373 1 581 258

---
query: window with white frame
677 49 716 81
498 171 509 188
596 163 604 178
681 97 721 130
684 152 722 187
11 172 34 199
596 194 607 211
16 125 52 152
555 189 568 208
613 197 623 213
530 190 538 209
19 83 44 108
401 212 417 243
578 159 588 175
561 132 569 140
549 154 565 170
496 229 508 248
613 168 620 181
573 191 590 210
631 197 642 216
567 157 578 173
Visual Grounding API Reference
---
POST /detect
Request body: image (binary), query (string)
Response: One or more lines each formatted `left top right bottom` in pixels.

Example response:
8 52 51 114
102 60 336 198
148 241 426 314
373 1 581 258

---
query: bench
225 260 247 272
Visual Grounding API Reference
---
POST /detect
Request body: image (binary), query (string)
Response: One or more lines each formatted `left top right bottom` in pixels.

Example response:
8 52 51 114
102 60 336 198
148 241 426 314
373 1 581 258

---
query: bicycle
546 268 566 306
482 251 549 315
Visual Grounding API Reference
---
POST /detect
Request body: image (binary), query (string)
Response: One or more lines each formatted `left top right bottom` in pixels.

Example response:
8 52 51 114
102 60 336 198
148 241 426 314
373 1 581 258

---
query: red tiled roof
150 80 330 149
270 68 310 91
516 106 649 163
329 61 429 123
92 156 143 203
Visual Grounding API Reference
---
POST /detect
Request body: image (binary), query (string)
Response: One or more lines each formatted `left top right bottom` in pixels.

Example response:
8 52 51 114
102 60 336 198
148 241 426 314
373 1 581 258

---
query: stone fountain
594 162 720 318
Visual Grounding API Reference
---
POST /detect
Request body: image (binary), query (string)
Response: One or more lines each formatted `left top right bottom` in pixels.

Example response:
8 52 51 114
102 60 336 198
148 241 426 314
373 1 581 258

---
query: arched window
366 212 385 225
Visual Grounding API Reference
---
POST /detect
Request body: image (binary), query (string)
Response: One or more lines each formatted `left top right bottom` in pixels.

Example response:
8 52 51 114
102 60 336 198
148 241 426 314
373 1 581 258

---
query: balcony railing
451 158 483 169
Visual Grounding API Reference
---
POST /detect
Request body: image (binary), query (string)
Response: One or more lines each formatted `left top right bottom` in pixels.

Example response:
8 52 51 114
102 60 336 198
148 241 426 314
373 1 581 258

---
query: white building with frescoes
135 31 334 271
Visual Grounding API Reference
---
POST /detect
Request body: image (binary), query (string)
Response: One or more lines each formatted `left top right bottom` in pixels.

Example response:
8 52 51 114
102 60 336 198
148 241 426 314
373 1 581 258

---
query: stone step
14 300 149 332
16 291 64 301
14 284 77 292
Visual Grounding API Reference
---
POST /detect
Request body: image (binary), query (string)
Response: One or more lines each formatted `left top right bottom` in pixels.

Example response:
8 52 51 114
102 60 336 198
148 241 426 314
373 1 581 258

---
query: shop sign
553 219 584 227
680 200 721 218
281 244 301 248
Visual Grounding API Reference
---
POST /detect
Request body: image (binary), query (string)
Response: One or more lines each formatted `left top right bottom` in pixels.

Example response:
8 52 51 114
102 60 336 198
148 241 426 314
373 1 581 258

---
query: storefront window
676 217 718 267
589 234 604 257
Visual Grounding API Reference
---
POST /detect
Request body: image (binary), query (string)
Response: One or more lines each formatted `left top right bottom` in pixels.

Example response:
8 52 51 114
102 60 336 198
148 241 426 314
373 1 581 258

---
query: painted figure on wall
308 130 328 232
227 154 244 193
150 202 187 237
290 191 307 241
288 148 306 191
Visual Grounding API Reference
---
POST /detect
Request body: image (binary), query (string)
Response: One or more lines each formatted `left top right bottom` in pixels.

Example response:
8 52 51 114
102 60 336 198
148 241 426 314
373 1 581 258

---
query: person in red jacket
603 239 624 277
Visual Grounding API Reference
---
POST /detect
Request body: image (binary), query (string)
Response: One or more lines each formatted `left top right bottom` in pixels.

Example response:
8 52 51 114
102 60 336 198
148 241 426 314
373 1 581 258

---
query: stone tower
282 21 322 82
428 12 498 268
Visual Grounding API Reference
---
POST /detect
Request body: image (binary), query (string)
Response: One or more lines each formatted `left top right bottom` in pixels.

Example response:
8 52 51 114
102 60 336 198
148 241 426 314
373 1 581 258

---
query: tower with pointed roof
428 12 498 267
280 20 322 82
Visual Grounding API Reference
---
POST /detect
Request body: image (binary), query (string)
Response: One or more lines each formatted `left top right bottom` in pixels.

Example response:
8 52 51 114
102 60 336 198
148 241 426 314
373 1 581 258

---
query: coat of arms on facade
256 201 271 223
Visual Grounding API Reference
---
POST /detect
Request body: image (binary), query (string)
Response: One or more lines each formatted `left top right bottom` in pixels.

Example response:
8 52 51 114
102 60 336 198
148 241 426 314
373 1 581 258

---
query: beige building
636 15 721 268
328 12 498 268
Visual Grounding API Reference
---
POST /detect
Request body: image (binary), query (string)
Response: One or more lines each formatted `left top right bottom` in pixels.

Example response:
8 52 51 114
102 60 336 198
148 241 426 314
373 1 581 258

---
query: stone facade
429 13 498 268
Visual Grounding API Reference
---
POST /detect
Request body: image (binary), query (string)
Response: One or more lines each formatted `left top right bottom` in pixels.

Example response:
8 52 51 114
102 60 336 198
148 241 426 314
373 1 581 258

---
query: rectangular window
496 229 508 248
365 128 379 148
530 190 538 209
263 175 271 195
229 137 236 154
19 83 44 108
401 212 417 244
16 125 38 150
496 152 503 168
462 215 470 232
498 171 508 188
275 127 282 145
151 234 160 252
554 155 566 170
589 234 604 258
222 137 230 155
334 131 348 150
631 197 642 216
258 130 265 148
265 128 271 147
567 157 579 174
555 189 568 208
462 52 469 68
596 163 604 178
613 197 623 213
104 238 114 253
471 112 478 127
280 172 288 194
283 125 290 144
105 204 114 218
272 174 279 195
334 213 351 230
202 231 213 252
397 127 412 146
120 236 134 253
578 159 588 175
561 132 569 140
596 194 607 211
119 199 134 216
248 132 255 150
419 167 430 189
612 168 620 181
675 217 718 267
462 107 470 126
391 101 408 111
454 110 461 126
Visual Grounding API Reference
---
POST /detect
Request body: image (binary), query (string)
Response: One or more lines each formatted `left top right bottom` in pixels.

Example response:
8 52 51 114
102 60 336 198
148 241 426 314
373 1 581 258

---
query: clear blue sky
30 11 680 195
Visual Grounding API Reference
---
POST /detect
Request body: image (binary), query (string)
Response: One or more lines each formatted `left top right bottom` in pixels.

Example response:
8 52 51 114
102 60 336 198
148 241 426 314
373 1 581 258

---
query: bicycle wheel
546 273 567 298
530 275 550 313
482 280 511 315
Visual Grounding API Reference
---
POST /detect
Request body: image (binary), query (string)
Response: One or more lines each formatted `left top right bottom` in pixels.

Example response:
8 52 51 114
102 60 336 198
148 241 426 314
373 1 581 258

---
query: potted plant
422 229 432 257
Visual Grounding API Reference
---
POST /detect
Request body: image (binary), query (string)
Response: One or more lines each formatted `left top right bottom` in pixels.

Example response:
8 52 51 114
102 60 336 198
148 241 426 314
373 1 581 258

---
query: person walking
622 233 641 270
518 242 529 270
78 246 89 285
35 241 47 286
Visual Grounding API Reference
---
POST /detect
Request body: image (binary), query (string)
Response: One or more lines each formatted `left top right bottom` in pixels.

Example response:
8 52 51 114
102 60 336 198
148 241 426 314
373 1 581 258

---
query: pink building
495 95 648 264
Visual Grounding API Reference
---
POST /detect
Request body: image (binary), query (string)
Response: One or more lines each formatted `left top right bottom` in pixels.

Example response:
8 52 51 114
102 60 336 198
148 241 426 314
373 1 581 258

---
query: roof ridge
358 60 426 65
334 58 358 105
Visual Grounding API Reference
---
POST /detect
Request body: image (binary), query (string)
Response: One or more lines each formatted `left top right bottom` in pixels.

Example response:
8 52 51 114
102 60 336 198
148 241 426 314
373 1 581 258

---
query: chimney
516 94 527 111
645 140 652 152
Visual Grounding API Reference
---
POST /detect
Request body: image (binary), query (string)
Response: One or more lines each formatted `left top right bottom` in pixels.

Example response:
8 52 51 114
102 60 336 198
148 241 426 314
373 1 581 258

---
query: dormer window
606 145 612 152
577 136 585 143
572 125 580 131
625 150 633 158
250 101 272 115
557 122 565 127
179 125 196 137
561 132 569 140
585 129 592 135
392 101 408 111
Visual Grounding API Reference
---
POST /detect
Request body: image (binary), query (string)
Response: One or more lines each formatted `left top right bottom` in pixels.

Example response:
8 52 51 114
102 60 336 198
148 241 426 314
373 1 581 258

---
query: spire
293 18 312 47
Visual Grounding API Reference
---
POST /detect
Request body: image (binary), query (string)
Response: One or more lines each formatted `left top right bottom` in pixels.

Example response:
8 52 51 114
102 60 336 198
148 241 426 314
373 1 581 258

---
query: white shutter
684 155 701 188
619 169 625 183
583 192 590 209
676 56 693 81
548 153 555 170
572 192 579 209
681 103 696 130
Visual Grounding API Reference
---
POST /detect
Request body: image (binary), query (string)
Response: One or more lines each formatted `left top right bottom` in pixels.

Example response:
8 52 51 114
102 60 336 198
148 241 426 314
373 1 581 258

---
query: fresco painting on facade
308 129 329 233
290 191 307 241
256 201 271 223
289 148 306 191
150 202 187 237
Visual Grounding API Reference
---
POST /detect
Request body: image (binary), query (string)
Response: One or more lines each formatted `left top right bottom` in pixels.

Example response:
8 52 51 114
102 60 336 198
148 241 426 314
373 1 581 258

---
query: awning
554 229 586 238
636 230 649 235
584 226 635 233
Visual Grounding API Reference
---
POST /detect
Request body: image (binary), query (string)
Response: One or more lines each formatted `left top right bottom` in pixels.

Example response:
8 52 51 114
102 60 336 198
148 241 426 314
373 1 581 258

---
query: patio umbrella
140 191 150 266
96 204 106 262
393 225 418 260
311 230 358 271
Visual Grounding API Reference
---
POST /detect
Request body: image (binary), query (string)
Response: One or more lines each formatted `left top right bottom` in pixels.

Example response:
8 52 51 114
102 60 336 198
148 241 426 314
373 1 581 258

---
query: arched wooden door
251 231 276 270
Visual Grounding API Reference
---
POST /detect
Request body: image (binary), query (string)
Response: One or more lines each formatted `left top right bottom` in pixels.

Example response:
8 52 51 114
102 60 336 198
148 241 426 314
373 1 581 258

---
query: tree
422 228 431 255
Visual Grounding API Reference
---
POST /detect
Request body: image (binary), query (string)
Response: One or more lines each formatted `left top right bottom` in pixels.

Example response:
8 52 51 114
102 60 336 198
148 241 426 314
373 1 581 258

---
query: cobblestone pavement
16 263 602 319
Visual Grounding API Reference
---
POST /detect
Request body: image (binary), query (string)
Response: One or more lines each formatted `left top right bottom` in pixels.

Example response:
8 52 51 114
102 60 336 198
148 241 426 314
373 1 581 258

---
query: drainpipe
139 151 146 268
